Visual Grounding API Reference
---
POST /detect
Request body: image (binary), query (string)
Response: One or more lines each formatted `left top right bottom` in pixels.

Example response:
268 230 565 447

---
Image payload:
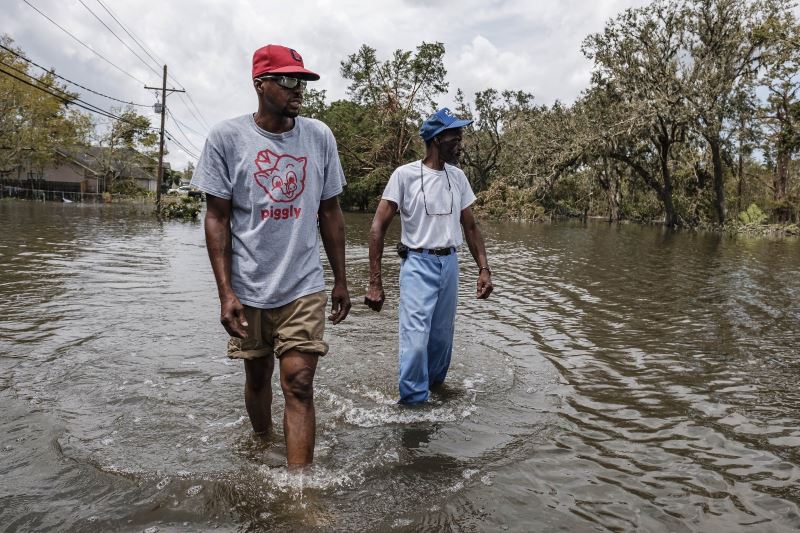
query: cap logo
290 49 303 63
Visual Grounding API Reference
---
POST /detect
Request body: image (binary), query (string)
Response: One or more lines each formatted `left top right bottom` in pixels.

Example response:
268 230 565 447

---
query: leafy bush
474 181 548 221
161 197 201 220
738 203 768 225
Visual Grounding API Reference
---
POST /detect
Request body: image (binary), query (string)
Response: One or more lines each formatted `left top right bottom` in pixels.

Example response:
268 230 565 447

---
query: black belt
409 247 454 256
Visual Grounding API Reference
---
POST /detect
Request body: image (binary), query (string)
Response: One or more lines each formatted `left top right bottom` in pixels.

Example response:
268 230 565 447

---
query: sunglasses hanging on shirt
420 164 454 216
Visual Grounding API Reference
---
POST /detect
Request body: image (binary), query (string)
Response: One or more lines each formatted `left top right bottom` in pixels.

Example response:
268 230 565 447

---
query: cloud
449 35 534 99
5 0 714 169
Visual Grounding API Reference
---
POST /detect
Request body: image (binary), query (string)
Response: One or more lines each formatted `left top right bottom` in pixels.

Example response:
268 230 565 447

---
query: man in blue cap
365 108 494 404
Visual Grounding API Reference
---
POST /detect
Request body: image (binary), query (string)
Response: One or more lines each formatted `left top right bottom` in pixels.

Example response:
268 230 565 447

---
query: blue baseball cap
419 108 473 141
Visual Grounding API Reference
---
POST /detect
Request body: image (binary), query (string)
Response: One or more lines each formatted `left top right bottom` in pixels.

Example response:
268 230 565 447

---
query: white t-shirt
382 160 476 249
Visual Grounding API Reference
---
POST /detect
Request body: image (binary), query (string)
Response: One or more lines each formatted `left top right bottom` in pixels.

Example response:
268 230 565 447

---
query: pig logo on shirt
253 149 307 203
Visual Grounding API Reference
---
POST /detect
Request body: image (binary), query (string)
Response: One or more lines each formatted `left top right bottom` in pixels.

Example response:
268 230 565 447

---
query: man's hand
329 281 351 324
477 271 493 299
364 280 386 312
220 293 249 338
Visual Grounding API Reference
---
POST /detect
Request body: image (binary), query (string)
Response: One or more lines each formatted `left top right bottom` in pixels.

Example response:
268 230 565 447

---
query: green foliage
162 168 181 188
321 42 449 209
182 161 194 184
0 35 91 176
1 35 160 199
738 203 768 224
161 196 201 220
455 88 534 192
89 105 157 192
473 181 548 221
310 12 798 227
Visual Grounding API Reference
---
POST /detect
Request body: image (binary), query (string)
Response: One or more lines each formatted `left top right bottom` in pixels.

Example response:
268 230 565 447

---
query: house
1 146 160 195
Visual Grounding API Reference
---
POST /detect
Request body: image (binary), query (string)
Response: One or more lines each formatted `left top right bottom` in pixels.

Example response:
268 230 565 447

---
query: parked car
167 185 203 199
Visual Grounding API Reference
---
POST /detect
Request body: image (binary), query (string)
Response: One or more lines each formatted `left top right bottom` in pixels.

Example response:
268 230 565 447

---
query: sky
2 0 657 170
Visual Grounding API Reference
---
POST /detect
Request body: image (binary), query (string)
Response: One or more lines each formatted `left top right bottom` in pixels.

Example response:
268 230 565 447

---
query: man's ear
254 79 263 94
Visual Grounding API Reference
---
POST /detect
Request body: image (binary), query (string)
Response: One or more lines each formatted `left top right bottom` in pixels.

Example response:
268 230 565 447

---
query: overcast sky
4 0 657 170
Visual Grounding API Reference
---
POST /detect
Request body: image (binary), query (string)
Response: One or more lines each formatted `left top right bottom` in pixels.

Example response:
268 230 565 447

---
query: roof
56 145 159 181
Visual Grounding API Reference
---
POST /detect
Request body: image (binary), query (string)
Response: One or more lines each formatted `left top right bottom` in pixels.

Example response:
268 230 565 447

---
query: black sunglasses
257 75 307 90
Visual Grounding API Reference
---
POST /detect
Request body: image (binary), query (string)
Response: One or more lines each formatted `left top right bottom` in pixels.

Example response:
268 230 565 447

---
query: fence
0 185 103 203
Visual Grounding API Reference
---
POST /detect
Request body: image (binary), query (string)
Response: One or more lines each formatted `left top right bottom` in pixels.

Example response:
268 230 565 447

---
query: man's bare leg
279 350 319 465
244 356 275 436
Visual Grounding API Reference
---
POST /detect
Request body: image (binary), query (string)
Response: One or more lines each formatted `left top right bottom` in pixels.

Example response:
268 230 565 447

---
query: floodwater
1 200 799 532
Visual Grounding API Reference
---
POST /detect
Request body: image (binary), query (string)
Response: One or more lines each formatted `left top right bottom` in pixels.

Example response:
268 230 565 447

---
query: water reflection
1 202 799 531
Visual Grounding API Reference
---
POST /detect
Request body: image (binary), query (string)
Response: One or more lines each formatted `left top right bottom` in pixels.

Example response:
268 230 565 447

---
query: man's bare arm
318 196 351 324
460 206 493 299
205 194 249 337
364 199 398 312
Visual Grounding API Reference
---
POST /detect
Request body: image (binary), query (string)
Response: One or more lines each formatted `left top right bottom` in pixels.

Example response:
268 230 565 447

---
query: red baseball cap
252 44 320 81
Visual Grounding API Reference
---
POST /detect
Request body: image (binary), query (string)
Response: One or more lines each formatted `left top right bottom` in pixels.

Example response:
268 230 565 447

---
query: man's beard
445 152 460 165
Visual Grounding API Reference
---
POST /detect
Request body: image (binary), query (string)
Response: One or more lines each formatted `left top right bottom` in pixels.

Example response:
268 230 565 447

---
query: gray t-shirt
192 114 346 309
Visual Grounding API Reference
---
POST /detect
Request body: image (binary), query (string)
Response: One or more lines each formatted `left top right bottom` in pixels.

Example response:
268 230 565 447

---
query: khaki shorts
226 291 328 360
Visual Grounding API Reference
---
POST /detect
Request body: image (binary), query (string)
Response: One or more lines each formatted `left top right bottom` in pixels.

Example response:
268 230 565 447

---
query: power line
166 108 202 152
91 0 212 133
93 0 169 78
165 131 198 157
182 92 212 131
167 106 206 136
76 0 163 80
0 43 150 108
164 130 199 160
0 65 158 130
176 93 211 132
23 0 211 136
21 0 146 85
1 65 126 122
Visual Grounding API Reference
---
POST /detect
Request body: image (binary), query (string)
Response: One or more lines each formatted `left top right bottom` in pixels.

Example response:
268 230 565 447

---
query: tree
681 0 791 224
182 161 194 185
300 88 328 120
583 0 692 227
455 88 534 192
341 42 447 168
758 6 800 218
0 35 91 181
331 42 448 209
91 106 158 193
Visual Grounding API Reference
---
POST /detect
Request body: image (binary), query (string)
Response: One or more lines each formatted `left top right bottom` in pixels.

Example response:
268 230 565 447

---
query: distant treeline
2 0 798 227
307 0 799 227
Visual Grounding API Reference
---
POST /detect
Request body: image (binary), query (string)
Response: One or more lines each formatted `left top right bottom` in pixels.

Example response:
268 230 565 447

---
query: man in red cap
191 44 350 466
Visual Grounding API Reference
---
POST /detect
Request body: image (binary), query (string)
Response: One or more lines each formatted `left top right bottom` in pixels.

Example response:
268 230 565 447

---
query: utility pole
145 65 184 212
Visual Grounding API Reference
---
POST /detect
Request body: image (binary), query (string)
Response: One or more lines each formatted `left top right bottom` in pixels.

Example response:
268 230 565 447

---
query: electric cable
164 130 199 159
90 0 212 132
0 43 150 107
0 65 158 130
76 0 163 80
166 108 202 152
21 0 146 85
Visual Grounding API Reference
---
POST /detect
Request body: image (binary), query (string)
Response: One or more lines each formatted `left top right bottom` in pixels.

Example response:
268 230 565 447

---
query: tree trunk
737 116 744 214
601 157 621 222
774 150 789 202
773 149 791 222
609 176 621 222
709 138 726 225
659 140 677 227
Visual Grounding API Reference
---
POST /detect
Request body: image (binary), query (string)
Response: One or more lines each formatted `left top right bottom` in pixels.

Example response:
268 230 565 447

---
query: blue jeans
398 249 459 404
